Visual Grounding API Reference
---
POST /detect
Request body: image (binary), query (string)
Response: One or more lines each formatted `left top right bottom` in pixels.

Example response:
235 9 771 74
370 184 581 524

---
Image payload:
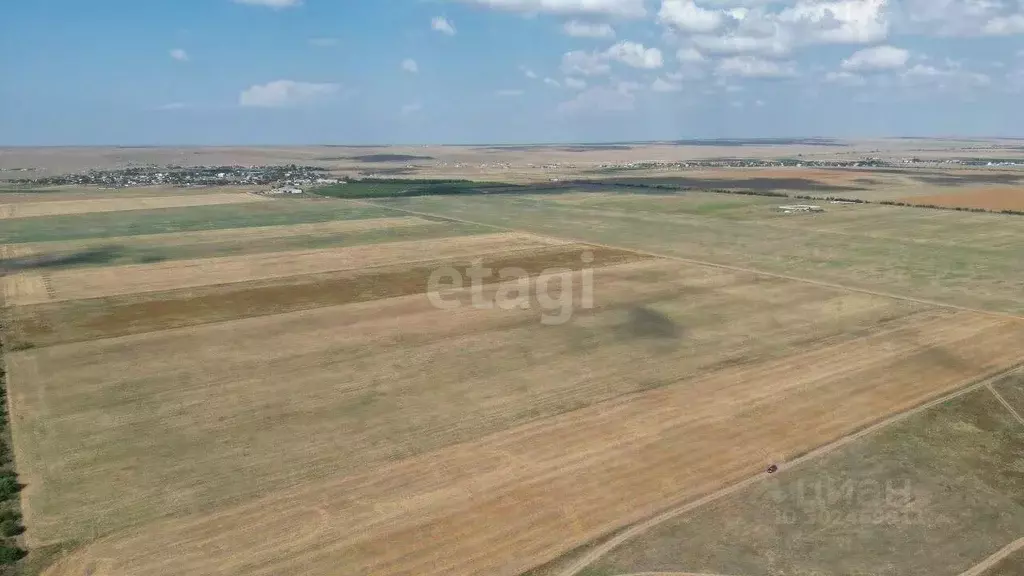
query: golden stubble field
2 181 1024 576
6 251 1024 576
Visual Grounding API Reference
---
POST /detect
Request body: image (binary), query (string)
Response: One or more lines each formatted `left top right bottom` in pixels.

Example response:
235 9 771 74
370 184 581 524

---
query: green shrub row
0 346 26 566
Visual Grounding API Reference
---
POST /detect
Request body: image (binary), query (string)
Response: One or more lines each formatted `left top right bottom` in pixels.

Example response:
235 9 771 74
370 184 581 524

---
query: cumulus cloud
169 48 188 61
716 55 798 78
651 77 684 92
897 0 1024 37
562 41 662 75
432 16 457 35
564 77 588 89
401 58 419 73
521 65 539 79
825 70 867 86
562 50 612 75
239 80 339 108
676 47 706 63
457 0 646 18
841 45 909 71
232 0 301 8
562 20 616 38
605 41 663 69
544 77 562 87
659 0 725 33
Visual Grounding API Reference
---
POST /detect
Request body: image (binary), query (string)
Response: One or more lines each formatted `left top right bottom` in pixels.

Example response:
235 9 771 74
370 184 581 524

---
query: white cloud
156 102 187 111
544 77 562 87
605 41 663 69
563 20 616 38
232 0 301 8
458 0 646 18
775 0 889 44
432 16 457 35
562 41 662 75
401 102 422 115
897 0 1024 37
564 77 588 89
841 45 909 71
983 14 1024 36
309 38 339 47
561 50 612 75
755 99 765 106
716 55 798 78
825 70 867 86
901 62 992 88
169 48 188 62
676 47 706 63
659 0 725 33
521 65 539 79
496 89 525 96
558 85 636 115
692 34 792 57
239 80 339 108
401 58 419 73
651 77 683 92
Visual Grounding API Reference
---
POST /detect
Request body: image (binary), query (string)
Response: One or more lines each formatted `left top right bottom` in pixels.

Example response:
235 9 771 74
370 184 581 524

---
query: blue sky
2 0 1024 145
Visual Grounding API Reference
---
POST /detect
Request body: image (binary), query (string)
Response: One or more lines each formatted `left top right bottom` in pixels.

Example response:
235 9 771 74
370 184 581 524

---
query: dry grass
4 244 643 347
584 385 1024 576
7 255 1021 576
0 193 269 219
3 216 433 258
2 232 563 305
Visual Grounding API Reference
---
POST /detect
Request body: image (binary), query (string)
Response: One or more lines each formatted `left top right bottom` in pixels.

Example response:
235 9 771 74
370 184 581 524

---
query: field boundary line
551 363 1024 576
957 537 1024 576
351 199 1024 323
986 383 1024 427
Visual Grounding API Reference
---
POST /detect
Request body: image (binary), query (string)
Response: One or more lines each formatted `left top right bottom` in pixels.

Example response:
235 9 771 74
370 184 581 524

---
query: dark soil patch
7 246 648 347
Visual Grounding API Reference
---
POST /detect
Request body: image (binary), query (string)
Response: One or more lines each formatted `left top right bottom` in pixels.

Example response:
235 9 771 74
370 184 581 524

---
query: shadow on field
911 173 1024 186
617 306 684 340
598 176 867 193
0 246 128 274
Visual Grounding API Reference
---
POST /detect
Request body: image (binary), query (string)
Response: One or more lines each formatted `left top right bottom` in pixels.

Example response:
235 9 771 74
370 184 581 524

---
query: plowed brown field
0 192 269 219
901 187 1024 211
1 232 564 305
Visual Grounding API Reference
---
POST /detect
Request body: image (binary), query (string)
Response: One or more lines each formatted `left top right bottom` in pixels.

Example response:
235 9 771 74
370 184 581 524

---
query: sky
2 0 1024 145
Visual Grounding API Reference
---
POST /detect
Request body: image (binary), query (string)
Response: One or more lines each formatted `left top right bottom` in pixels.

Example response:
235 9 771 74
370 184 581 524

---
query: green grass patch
0 200 399 244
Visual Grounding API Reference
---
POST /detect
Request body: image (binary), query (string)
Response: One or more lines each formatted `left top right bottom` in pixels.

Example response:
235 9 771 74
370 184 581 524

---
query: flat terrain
2 143 1024 576
377 193 1024 315
0 192 267 219
2 232 561 305
580 385 1024 576
902 187 1024 211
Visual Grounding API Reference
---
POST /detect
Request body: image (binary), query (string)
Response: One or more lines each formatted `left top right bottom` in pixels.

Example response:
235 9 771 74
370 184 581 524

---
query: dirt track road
554 368 1021 576
957 537 1024 576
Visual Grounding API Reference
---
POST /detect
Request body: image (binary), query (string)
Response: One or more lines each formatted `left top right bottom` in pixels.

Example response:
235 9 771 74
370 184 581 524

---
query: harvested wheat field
1 232 564 305
901 187 1024 211
6 249 1022 576
6 216 433 257
0 192 269 219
